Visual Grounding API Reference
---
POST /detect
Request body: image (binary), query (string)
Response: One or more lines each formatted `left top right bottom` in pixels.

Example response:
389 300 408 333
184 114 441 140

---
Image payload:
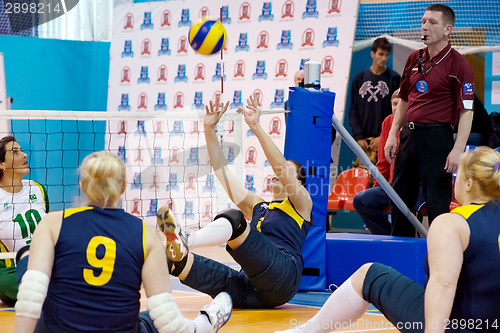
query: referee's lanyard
418 47 452 74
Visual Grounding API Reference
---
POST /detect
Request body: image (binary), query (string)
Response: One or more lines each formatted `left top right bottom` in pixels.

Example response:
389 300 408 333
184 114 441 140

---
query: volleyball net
354 0 500 54
0 110 244 230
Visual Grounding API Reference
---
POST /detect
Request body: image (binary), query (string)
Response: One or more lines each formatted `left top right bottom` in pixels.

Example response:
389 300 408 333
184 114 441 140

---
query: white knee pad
148 292 187 333
15 270 50 319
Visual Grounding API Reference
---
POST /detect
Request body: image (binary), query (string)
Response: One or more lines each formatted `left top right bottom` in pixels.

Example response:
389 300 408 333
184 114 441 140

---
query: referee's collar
424 43 452 63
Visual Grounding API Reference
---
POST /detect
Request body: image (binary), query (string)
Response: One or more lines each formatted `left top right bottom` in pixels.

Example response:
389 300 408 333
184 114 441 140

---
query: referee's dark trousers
390 122 454 237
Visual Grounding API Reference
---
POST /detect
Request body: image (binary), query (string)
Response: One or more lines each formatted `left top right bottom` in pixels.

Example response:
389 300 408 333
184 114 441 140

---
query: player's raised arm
240 95 312 220
204 100 262 217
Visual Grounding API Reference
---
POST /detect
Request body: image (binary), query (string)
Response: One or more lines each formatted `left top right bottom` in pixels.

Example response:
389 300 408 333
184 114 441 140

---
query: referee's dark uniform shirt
400 43 474 123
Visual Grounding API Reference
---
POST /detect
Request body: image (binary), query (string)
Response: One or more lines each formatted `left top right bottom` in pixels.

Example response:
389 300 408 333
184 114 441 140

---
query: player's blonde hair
459 146 500 200
80 151 126 208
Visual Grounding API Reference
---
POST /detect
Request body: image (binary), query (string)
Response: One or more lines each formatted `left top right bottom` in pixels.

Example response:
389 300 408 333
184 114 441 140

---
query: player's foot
156 206 189 262
200 292 232 333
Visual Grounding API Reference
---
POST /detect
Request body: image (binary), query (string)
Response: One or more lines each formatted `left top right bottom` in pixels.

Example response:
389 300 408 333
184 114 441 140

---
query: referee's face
421 10 451 44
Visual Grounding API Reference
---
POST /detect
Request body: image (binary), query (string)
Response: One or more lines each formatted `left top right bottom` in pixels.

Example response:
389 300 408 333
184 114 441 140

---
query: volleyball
188 17 227 55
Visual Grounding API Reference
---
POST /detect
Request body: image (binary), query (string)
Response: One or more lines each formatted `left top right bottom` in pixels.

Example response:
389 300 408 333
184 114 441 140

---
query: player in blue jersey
14 151 232 333
275 146 500 333
160 95 313 309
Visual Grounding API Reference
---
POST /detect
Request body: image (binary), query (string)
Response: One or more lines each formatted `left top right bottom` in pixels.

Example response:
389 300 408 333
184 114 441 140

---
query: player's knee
352 193 362 209
351 263 373 299
358 263 373 274
214 208 247 241
355 263 373 284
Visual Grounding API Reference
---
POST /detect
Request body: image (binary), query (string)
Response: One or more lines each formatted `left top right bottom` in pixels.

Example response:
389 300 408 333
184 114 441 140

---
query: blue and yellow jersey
445 202 500 326
251 198 311 268
42 206 146 332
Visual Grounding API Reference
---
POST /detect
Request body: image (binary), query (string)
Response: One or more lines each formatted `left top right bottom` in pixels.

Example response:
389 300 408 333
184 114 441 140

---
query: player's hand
384 135 398 164
240 94 261 127
204 100 229 129
444 147 461 173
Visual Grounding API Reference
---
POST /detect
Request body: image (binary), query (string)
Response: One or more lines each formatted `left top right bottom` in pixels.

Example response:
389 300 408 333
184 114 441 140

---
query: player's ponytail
459 147 500 200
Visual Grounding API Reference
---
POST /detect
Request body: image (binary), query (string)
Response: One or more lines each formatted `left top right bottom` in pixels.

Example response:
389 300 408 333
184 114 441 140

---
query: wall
0 36 110 209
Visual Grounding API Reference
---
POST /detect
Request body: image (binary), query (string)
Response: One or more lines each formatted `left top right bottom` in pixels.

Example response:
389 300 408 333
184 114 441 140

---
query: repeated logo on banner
107 0 357 227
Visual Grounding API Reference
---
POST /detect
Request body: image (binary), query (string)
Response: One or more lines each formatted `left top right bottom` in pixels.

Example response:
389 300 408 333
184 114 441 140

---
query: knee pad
214 208 247 241
147 292 186 333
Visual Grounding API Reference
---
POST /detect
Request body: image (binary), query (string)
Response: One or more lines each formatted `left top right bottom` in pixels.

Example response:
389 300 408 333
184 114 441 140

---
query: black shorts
183 226 302 308
362 263 425 333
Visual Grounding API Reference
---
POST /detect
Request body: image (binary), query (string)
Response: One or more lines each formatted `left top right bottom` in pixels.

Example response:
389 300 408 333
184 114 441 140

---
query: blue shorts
362 263 424 333
182 225 302 308
33 313 154 333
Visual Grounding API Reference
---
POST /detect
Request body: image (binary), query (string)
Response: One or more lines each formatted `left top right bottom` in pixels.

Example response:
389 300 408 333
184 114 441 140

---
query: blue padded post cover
284 87 335 291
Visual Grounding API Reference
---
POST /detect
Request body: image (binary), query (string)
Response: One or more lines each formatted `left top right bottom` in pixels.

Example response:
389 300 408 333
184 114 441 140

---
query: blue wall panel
0 36 110 210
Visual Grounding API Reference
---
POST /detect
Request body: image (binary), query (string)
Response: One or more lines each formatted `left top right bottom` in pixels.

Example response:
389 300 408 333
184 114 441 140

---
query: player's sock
193 313 212 333
188 217 232 249
276 278 369 333
183 318 196 333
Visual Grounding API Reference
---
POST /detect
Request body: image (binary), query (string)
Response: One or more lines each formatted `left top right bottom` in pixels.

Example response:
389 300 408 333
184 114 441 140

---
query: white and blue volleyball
188 17 227 55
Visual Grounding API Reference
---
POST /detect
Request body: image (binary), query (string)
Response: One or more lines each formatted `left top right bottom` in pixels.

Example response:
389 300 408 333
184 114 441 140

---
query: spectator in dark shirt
349 37 401 167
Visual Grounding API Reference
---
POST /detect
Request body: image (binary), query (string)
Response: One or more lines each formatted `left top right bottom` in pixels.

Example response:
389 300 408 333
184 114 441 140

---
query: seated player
14 151 232 333
0 135 48 306
275 147 500 332
160 95 313 308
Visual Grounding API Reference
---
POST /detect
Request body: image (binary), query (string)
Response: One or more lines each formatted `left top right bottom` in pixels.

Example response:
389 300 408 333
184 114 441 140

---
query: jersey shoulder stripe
269 197 304 228
64 206 95 218
451 204 484 220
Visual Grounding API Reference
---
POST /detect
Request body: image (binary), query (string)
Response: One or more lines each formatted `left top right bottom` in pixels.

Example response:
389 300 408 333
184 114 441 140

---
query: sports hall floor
0 246 398 332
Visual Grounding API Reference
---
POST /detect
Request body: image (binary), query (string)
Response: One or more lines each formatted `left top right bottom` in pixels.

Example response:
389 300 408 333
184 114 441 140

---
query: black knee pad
169 255 187 277
214 208 247 240
15 245 30 264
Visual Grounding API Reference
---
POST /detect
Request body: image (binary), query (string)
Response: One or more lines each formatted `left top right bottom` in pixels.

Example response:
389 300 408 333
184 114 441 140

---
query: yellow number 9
83 236 117 286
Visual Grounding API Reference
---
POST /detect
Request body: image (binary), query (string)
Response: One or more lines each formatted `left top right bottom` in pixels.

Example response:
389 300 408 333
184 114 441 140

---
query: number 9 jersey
0 180 49 263
42 206 146 331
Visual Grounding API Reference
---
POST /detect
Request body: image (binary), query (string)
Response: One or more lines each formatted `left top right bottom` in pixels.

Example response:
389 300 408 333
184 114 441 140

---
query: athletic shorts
0 265 19 306
183 225 302 308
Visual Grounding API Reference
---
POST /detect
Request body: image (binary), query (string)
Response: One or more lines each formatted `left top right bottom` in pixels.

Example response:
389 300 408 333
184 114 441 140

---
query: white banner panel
107 0 358 226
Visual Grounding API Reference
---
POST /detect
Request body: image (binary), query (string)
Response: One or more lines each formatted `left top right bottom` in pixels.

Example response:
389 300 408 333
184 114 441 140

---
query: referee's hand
384 135 398 164
445 148 461 173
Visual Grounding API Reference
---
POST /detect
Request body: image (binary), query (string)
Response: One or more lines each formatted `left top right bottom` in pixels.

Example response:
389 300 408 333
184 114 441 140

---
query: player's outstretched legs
140 291 232 333
275 264 371 333
157 206 244 262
